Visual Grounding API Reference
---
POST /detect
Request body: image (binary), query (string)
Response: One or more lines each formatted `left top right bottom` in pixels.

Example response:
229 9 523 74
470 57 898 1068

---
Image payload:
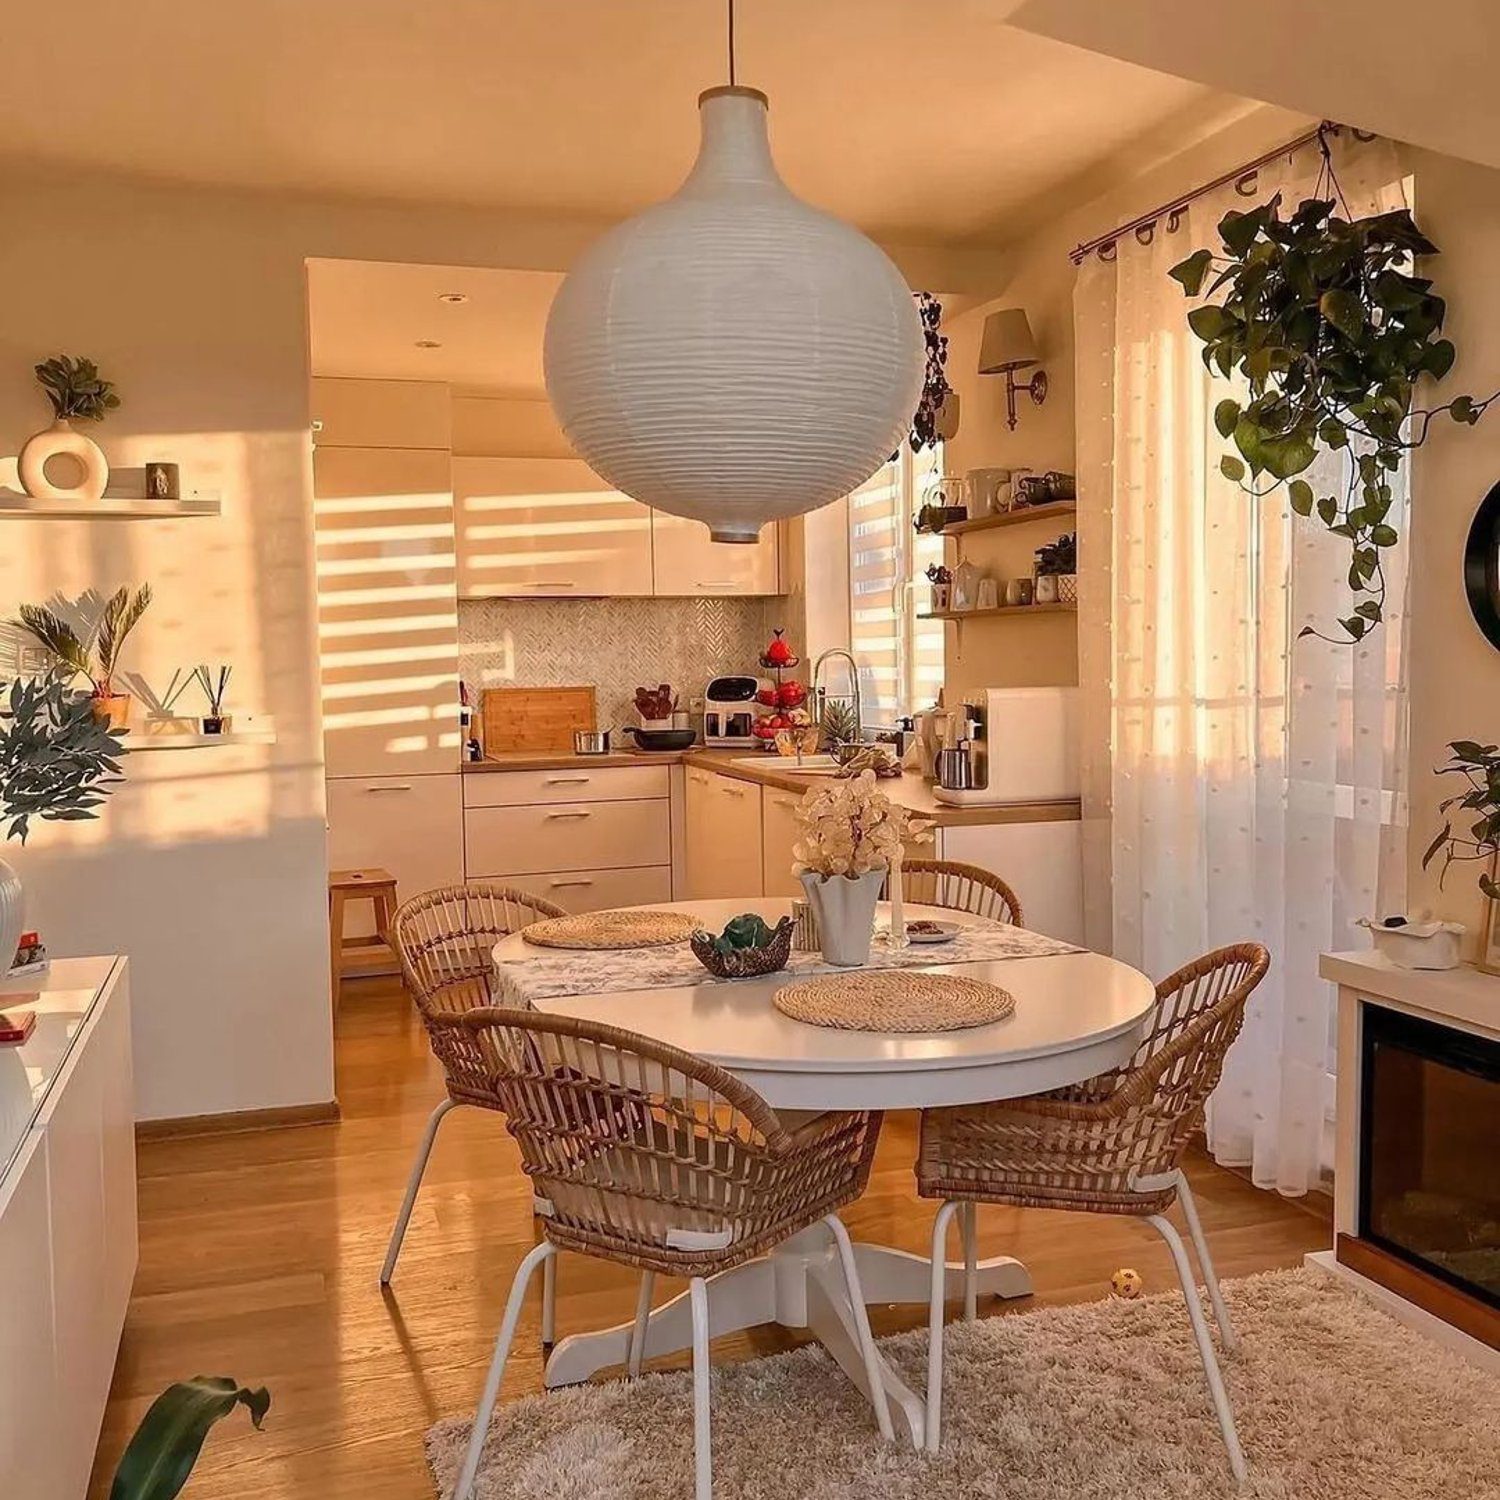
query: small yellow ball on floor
1110 1267 1144 1299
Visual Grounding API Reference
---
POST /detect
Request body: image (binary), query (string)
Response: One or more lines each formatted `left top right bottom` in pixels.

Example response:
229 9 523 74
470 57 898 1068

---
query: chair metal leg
689 1276 713 1500
822 1214 895 1441
540 1250 557 1351
453 1240 556 1500
626 1270 657 1376
380 1096 457 1286
1147 1214 1247 1482
961 1201 978 1322
1175 1174 1238 1352
925 1200 961 1453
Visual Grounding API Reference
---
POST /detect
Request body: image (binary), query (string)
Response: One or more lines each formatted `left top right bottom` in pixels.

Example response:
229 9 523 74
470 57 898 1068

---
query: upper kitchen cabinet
651 511 780 596
310 377 451 450
313 444 461 777
454 456 654 599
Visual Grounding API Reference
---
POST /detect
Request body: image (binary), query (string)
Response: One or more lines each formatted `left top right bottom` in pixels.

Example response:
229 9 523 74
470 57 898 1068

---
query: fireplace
1358 1004 1499 1312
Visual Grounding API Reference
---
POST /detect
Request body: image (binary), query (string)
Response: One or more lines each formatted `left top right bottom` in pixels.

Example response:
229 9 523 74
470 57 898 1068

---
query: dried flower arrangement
792 770 923 878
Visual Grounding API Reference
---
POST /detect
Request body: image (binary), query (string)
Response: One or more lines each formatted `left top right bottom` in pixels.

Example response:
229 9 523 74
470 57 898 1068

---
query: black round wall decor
1463 479 1500 651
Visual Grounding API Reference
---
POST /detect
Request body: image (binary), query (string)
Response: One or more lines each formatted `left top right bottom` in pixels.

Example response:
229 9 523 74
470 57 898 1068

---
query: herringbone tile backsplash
458 596 804 727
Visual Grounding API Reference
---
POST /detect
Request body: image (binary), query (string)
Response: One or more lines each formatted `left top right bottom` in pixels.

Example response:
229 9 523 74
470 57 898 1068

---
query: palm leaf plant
14 584 152 700
110 1378 269 1500
0 674 126 843
1169 161 1495 641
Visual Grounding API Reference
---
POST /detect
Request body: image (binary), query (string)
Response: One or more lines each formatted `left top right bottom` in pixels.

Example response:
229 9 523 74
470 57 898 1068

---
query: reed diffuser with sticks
194 664 232 734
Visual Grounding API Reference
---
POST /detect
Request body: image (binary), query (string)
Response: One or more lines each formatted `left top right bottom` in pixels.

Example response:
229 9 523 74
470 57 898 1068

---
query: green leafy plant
820 697 861 748
0 675 125 842
1421 740 1500 898
111 1378 269 1500
14 584 152 698
1170 186 1494 641
34 354 121 422
1034 532 1077 576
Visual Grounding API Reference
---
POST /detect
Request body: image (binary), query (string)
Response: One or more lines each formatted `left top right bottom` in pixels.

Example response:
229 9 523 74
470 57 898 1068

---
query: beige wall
1402 150 1500 941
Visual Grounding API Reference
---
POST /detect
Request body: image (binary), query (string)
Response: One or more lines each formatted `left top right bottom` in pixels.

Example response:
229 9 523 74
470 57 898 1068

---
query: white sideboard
0 957 135 1500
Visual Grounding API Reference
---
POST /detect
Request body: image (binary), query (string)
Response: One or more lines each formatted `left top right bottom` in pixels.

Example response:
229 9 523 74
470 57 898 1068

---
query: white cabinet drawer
760 788 804 897
506 865 673 914
466 799 670 877
463 765 670 808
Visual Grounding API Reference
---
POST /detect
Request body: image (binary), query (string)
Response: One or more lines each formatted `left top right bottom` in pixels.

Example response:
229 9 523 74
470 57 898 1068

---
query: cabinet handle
545 810 593 820
366 784 414 793
545 776 592 785
772 795 798 809
549 877 595 887
521 581 577 589
696 580 737 589
721 785 747 798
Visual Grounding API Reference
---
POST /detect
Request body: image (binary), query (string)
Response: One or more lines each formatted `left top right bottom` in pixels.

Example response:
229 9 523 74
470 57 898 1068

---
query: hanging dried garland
1169 134 1496 641
908 292 952 453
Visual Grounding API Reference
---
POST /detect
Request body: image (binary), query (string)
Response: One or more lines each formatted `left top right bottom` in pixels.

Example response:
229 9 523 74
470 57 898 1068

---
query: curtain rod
1067 120 1366 266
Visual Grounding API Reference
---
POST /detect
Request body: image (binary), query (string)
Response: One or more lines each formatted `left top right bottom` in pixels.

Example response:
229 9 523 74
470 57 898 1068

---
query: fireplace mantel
1312 950 1499 1371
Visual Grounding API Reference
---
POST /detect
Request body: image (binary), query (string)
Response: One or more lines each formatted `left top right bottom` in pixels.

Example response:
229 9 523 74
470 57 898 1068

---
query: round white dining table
492 896 1156 1447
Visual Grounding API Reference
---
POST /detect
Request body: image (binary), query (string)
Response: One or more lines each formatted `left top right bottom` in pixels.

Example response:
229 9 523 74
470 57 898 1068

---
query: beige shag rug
426 1268 1500 1499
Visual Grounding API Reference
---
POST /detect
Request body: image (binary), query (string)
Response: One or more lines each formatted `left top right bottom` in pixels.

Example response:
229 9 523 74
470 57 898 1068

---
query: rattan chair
890 859 1024 927
916 942 1270 1475
437 1005 889 1500
380 882 567 1294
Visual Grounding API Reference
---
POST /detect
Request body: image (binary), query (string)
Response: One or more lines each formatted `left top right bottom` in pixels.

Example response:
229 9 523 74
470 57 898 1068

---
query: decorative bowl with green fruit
689 912 795 979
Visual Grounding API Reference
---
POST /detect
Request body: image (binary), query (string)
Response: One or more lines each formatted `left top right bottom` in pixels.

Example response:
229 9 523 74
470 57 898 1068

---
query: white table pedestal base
543 1228 1032 1446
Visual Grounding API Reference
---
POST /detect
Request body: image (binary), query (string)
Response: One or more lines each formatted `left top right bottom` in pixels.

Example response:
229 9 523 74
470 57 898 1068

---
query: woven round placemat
772 970 1014 1033
521 909 701 950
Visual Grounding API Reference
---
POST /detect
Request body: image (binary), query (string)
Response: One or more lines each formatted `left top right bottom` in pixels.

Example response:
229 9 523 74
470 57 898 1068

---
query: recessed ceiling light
437 292 468 305
414 339 443 349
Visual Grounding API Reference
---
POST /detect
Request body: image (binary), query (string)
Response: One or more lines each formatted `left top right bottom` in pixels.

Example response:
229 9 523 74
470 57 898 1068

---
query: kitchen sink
727 754 843 774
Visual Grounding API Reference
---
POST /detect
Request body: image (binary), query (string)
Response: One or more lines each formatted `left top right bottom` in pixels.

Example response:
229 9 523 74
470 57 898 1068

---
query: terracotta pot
91 692 132 731
18 418 109 502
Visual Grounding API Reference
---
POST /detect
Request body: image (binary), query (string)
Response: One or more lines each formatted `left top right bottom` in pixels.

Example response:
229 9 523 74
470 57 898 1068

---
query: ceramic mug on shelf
1005 577 1034 607
963 467 1013 515
1035 575 1060 605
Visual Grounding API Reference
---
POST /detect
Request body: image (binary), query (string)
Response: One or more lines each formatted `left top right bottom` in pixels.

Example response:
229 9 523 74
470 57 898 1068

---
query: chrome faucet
811 648 864 743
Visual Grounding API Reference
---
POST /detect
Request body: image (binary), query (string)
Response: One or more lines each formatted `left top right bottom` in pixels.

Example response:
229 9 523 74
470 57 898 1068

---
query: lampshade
978 309 1040 374
544 86 924 543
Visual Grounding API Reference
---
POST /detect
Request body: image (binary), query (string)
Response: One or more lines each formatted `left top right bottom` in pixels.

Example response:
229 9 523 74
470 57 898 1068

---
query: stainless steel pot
935 743 974 791
573 728 612 755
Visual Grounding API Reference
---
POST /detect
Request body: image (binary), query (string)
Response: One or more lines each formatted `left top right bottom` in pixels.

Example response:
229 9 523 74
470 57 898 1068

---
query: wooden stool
329 867 399 1010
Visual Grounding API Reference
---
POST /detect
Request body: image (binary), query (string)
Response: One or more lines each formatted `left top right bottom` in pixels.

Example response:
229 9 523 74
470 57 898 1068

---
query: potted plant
792 770 915 965
926 562 953 612
194 664 233 734
1421 740 1500 897
1034 532 1077 605
14 584 152 730
0 674 126 970
111 1377 269 1500
18 355 121 503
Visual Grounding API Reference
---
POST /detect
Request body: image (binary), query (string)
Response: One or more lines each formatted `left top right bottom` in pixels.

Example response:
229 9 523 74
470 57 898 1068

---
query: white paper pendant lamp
544 85 924 543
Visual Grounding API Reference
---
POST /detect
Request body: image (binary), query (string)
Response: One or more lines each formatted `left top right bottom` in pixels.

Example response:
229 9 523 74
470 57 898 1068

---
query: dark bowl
689 918 795 979
626 726 698 752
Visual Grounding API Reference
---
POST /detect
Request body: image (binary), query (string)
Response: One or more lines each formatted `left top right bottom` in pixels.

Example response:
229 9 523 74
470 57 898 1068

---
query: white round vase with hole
0 858 23 977
544 86 923 543
798 868 884 967
17 419 109 502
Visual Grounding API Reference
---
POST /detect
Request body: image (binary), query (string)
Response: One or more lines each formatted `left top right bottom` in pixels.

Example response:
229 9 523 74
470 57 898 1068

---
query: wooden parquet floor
87 975 1330 1499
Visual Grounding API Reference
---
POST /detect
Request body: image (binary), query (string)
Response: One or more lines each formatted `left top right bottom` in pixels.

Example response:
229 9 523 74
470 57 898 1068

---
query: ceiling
0 0 1232 248
1009 0 1500 170
307 261 562 388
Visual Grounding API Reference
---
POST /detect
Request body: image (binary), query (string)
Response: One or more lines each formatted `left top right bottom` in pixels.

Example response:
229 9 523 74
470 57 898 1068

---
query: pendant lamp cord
727 0 736 85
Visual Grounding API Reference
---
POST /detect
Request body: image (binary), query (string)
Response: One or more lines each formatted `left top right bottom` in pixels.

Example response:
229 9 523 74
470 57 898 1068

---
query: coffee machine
930 687 1080 805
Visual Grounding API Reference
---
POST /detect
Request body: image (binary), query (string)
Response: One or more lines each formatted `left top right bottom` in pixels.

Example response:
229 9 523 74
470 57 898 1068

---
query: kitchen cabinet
937 820 1084 945
683 768 764 899
760 786 805 897
454 456 653 599
326 774 464 939
651 512 779 596
517 865 674 915
310 377 451 450
313 445 461 777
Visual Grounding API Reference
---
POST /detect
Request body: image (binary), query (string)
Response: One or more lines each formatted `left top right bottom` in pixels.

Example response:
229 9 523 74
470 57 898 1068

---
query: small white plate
904 920 962 944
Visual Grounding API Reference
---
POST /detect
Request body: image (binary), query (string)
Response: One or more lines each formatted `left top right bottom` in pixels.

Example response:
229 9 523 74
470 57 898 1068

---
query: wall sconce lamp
978 308 1048 430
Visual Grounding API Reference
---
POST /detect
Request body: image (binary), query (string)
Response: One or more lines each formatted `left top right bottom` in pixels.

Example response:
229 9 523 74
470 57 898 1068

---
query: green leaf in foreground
111 1378 269 1500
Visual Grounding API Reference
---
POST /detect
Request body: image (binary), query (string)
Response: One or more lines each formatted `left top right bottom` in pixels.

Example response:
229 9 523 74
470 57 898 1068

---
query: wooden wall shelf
940 500 1076 537
921 603 1077 623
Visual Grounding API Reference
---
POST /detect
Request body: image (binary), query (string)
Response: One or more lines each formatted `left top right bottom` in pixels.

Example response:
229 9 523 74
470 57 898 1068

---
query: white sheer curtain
1075 136 1410 1195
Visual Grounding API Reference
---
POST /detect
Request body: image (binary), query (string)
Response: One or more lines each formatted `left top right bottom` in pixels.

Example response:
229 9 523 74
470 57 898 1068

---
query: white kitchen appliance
931 687 1079 805
703 674 766 748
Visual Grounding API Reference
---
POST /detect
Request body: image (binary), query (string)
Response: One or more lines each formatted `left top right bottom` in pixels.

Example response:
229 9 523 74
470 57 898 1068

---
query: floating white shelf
0 489 221 519
123 720 275 750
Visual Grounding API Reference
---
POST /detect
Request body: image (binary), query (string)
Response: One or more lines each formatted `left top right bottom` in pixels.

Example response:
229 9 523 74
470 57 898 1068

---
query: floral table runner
492 922 1081 1004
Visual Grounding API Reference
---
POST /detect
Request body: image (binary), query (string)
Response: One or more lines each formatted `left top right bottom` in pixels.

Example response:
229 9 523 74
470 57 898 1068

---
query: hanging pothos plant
1170 183 1495 641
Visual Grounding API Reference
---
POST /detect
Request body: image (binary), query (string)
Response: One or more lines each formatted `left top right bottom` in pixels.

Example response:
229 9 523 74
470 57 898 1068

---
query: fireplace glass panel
1360 1004 1500 1308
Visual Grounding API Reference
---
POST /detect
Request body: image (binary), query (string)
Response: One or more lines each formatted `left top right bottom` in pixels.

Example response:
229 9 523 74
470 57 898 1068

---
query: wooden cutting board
481 686 597 754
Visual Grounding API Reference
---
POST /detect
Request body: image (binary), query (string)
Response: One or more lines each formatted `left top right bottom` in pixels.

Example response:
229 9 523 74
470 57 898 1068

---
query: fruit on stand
762 628 796 669
776 680 806 710
752 627 808 750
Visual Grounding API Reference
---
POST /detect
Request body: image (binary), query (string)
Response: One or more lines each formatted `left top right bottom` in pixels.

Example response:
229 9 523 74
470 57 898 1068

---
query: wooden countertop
464 747 1080 827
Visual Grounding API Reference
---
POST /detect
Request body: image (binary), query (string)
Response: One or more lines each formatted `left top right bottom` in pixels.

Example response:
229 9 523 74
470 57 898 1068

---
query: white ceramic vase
18 418 109 502
799 867 885 967
0 857 23 975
